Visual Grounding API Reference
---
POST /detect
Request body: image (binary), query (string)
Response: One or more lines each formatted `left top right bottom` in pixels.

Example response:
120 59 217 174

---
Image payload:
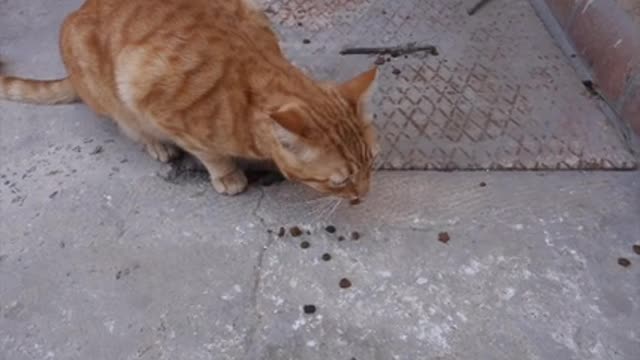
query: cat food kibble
325 225 336 234
350 231 360 240
392 68 401 75
290 226 303 237
322 253 332 261
303 305 316 314
438 232 450 244
633 245 640 255
300 241 310 249
339 278 352 289
302 39 311 44
277 227 286 237
479 182 487 187
618 258 631 267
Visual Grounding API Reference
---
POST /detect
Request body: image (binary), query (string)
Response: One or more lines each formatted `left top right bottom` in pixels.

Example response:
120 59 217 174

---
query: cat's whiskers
305 198 335 218
322 198 343 221
316 198 342 222
300 196 333 205
309 198 338 221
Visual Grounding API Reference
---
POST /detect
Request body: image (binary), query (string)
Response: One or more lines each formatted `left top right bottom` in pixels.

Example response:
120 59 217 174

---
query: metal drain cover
261 0 637 170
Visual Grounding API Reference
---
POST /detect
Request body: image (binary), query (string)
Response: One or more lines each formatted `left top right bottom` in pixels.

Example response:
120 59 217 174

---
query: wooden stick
340 43 438 57
467 0 495 15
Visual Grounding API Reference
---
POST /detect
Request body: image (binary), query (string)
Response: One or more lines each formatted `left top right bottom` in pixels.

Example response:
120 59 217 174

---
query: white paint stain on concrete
461 259 486 275
499 287 516 301
104 320 115 334
544 230 555 247
582 0 595 14
292 317 306 330
306 340 317 347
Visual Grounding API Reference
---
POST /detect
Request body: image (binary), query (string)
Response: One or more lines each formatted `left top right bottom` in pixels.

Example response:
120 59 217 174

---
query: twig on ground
467 0 495 15
339 42 438 57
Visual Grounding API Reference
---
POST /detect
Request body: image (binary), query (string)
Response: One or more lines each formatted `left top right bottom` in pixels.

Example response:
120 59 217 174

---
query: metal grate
261 0 637 170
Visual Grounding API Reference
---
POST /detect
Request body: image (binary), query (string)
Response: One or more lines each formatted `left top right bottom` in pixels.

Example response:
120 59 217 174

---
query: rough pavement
2 156 640 359
2 0 640 359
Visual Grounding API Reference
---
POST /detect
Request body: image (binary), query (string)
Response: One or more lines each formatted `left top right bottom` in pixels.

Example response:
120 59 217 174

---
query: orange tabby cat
0 0 378 199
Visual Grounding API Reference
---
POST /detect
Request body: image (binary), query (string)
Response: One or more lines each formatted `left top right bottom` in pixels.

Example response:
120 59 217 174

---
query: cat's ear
338 67 378 112
270 105 307 139
270 105 316 160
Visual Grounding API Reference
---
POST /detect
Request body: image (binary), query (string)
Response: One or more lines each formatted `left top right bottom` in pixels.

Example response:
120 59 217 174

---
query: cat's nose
355 181 370 199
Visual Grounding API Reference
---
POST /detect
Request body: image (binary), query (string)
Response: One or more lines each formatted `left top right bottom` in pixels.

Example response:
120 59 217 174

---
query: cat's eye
329 176 349 188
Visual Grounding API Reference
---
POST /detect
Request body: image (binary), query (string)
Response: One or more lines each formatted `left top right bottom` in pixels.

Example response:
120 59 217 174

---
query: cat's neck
252 60 324 106
248 62 326 159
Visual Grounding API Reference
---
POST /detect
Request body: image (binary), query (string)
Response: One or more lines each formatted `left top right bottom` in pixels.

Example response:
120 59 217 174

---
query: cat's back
63 0 282 117
65 0 280 65
86 0 279 52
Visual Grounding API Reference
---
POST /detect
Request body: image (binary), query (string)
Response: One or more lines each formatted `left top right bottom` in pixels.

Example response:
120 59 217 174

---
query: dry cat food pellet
303 305 316 314
339 278 352 289
277 227 286 237
392 68 401 75
618 257 631 267
322 253 332 261
300 241 310 249
438 232 450 244
350 232 360 240
325 225 336 234
633 245 640 255
479 182 487 187
290 226 303 237
302 39 311 44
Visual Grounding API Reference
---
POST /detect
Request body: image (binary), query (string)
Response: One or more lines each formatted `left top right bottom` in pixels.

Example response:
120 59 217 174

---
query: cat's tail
0 62 79 105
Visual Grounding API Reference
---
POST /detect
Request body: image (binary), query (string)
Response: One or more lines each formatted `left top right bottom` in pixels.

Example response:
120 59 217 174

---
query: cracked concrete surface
2 0 640 359
2 150 640 359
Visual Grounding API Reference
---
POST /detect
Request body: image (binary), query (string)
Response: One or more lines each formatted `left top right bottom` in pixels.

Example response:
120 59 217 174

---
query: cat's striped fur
0 0 378 199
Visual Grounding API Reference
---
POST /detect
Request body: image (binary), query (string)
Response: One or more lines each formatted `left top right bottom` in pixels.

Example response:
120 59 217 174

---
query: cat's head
269 68 379 201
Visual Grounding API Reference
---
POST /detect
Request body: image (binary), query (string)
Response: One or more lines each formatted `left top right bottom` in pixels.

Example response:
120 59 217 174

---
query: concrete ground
2 0 640 360
2 156 640 359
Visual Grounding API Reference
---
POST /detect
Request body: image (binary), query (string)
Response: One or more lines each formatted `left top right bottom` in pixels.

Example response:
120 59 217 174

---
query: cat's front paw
144 142 181 163
211 169 248 195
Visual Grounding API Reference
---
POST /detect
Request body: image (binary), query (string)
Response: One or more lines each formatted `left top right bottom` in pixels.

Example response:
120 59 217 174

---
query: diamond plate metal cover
260 0 637 170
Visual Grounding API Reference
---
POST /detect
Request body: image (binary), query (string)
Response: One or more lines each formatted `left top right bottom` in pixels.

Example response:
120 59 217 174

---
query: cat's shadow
159 154 286 187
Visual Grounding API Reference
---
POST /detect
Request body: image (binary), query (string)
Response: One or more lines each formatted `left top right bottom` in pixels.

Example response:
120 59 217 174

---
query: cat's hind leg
113 109 182 163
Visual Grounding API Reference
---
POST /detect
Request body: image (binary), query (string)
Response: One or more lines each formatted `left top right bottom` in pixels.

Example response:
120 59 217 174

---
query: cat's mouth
308 182 364 201
278 169 368 201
